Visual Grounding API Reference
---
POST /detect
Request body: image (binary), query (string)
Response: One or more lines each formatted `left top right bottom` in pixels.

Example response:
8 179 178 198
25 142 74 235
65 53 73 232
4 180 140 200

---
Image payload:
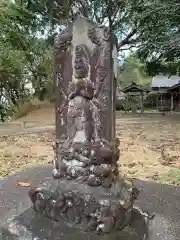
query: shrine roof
122 82 149 93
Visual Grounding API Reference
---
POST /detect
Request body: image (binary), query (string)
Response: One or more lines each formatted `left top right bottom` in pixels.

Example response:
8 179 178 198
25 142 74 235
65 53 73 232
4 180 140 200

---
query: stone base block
28 178 139 234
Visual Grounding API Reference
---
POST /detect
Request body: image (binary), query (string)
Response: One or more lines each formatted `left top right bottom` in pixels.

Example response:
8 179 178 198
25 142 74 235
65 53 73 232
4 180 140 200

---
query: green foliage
0 1 35 106
1 0 180 121
0 0 54 121
135 0 180 75
30 48 54 101
22 0 147 50
158 169 180 186
119 55 151 87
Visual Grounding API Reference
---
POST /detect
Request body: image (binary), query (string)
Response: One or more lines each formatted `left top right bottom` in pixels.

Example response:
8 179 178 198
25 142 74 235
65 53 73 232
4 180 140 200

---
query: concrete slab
0 166 179 239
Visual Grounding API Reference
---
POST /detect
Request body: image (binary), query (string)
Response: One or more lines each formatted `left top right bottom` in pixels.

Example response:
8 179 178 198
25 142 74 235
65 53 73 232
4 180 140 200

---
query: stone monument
28 16 141 234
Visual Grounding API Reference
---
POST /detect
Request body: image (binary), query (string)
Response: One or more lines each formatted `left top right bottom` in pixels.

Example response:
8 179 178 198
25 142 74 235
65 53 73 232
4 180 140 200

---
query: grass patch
158 169 180 186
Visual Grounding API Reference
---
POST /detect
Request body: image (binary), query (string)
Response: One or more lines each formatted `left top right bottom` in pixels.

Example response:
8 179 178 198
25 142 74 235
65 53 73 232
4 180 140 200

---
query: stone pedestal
29 179 139 234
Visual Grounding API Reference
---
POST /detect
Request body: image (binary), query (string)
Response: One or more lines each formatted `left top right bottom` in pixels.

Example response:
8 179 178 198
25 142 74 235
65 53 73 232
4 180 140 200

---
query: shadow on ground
0 166 179 240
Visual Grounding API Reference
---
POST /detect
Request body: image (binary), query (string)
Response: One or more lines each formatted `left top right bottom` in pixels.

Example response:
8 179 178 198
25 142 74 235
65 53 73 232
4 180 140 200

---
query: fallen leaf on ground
16 181 31 187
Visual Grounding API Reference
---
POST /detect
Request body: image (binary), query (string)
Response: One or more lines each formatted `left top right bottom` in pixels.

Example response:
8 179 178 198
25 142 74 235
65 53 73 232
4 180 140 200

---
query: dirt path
0 114 168 136
0 125 55 136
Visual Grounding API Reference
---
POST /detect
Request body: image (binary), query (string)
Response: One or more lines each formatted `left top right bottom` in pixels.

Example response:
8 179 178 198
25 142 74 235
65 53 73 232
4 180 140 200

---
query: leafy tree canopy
119 55 151 87
22 0 180 75
135 0 180 75
1 0 180 121
0 0 52 120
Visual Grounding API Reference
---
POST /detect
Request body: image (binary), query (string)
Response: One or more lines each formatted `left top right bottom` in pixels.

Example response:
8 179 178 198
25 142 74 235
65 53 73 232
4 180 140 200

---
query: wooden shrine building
167 82 180 112
150 75 180 111
122 82 149 113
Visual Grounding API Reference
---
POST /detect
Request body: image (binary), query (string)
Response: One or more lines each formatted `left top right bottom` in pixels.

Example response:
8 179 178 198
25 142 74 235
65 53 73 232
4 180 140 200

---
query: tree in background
22 0 180 74
1 0 180 120
0 1 53 119
135 0 180 76
22 0 146 51
119 55 151 88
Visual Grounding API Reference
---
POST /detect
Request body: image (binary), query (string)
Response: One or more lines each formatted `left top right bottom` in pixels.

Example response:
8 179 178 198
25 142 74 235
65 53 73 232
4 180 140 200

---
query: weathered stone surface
0 166 179 239
28 16 144 235
52 16 120 186
0 207 150 240
29 178 139 234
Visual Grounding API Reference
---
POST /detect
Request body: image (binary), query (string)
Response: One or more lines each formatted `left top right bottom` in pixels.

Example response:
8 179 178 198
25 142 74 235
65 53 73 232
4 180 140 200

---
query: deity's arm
56 73 68 98
67 81 76 99
68 80 93 100
93 66 108 98
56 73 69 115
80 89 93 100
57 98 68 115
92 98 104 109
54 31 72 60
55 30 73 107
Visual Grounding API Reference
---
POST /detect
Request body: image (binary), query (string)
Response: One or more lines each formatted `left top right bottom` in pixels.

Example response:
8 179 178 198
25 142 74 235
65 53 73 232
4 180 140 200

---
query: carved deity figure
57 44 102 145
53 26 114 179
66 44 94 144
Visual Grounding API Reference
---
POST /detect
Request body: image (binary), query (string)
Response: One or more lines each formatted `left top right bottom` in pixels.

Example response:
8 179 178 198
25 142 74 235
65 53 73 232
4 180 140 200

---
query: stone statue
52 41 115 185
28 16 150 236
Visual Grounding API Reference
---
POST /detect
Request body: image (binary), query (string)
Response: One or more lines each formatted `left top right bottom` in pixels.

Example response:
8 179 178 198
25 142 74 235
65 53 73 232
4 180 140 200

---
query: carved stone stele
28 16 140 234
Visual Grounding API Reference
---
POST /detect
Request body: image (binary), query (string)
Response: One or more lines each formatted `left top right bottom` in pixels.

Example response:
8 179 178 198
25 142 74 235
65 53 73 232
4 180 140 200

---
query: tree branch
120 44 137 51
117 29 137 51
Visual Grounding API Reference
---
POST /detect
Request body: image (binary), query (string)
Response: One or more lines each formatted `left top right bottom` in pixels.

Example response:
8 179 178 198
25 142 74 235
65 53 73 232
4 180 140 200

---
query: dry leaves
17 181 31 187
0 133 53 178
1 113 180 186
119 117 180 183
